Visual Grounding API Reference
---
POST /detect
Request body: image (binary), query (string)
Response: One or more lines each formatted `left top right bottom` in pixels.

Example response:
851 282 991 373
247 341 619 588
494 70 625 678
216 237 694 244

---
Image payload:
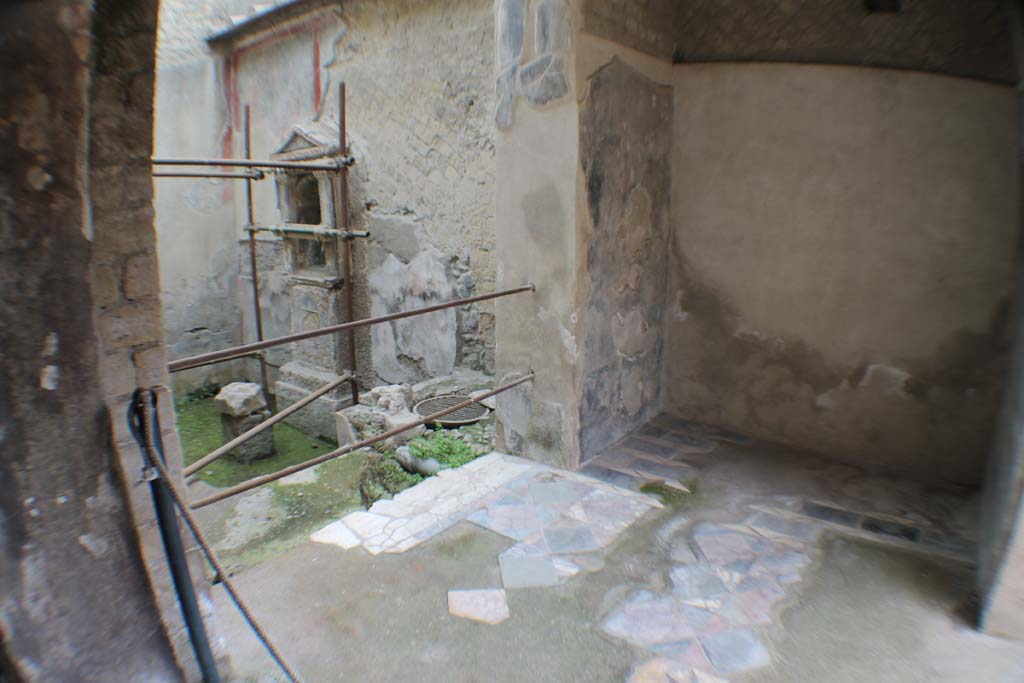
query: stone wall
666 63 1019 485
1 0 212 679
577 58 672 460
673 0 1015 83
323 0 497 383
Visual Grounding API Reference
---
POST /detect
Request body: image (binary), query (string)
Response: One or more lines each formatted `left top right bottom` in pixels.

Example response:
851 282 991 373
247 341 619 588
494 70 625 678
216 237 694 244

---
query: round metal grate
413 394 489 426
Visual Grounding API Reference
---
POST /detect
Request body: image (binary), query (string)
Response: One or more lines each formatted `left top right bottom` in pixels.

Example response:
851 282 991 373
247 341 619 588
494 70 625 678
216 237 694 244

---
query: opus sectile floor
308 415 977 683
311 451 663 588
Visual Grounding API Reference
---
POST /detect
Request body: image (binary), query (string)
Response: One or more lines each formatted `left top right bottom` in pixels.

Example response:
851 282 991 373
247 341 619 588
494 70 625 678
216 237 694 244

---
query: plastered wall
665 63 1019 484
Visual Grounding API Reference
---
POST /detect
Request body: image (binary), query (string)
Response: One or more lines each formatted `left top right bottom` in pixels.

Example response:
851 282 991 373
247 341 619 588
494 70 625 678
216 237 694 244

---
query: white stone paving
312 452 534 554
310 451 661 559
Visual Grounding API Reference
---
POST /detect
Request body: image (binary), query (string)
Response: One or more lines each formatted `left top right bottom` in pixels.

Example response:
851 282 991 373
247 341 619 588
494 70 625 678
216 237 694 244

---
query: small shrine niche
269 121 354 439
271 124 341 279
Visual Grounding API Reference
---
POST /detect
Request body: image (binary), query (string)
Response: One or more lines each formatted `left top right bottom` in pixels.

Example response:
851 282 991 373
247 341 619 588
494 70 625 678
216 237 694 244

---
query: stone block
276 379 349 440
336 404 388 446
220 410 275 463
214 382 266 417
123 252 157 300
99 301 162 349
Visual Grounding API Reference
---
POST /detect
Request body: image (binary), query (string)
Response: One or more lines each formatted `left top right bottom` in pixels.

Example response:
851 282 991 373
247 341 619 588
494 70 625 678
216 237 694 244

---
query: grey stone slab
600 591 695 647
543 524 599 554
670 564 729 599
670 540 699 564
860 516 921 542
802 501 861 527
528 479 586 506
623 436 676 458
746 511 820 543
499 554 559 588
700 628 771 674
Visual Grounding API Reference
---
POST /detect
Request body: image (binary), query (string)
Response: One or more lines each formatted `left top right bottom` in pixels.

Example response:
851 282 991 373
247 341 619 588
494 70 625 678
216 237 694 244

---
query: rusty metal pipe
338 83 360 405
152 157 348 172
154 170 264 180
189 373 534 509
244 107 271 402
168 284 534 373
184 373 351 477
245 224 369 239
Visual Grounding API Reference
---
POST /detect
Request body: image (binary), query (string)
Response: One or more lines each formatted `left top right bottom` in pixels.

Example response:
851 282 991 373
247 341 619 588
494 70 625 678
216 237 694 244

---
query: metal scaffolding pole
337 83 360 405
244 106 271 402
189 373 534 509
152 157 348 172
154 170 265 180
167 285 535 373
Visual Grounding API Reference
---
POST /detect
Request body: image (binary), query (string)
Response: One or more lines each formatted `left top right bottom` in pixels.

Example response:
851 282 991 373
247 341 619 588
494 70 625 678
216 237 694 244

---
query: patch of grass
639 478 701 508
175 396 336 488
407 430 476 468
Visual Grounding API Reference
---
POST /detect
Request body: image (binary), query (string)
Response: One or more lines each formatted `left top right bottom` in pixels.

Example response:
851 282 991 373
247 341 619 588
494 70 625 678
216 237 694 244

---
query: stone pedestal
220 410 275 463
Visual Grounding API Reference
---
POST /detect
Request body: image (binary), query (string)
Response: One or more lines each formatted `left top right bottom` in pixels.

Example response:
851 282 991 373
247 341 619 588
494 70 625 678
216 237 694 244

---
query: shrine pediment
272 121 340 161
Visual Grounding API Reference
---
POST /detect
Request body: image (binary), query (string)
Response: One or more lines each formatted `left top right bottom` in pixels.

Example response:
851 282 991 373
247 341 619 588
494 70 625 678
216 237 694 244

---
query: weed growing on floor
408 430 476 468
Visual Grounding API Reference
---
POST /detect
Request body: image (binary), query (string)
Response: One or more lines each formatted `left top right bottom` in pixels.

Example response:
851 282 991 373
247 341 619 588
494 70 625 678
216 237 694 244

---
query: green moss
639 479 701 508
407 430 476 468
175 396 338 488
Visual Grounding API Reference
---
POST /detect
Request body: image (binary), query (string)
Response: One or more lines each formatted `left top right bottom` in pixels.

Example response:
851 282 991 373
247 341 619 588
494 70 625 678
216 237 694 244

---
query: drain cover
413 394 489 426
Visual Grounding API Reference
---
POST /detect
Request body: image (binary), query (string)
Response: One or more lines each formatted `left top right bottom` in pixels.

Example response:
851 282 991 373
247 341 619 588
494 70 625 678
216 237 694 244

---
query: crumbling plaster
665 63 1019 485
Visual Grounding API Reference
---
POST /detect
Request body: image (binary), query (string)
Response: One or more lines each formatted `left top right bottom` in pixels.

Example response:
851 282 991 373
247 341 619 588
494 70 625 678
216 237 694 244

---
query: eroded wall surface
577 58 671 460
666 63 1019 484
